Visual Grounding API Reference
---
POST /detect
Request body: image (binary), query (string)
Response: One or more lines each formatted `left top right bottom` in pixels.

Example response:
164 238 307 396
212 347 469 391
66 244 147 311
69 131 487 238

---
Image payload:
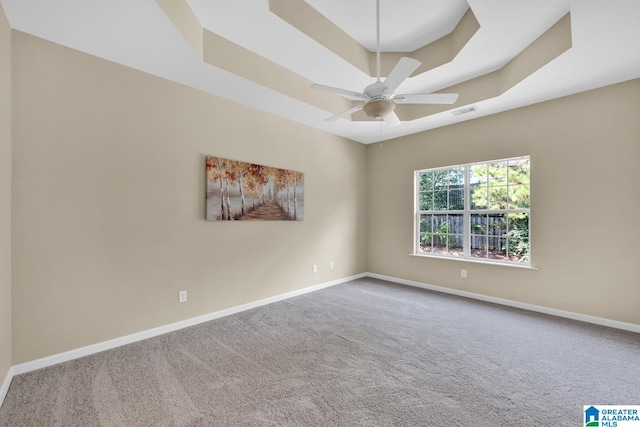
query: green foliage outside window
417 157 531 263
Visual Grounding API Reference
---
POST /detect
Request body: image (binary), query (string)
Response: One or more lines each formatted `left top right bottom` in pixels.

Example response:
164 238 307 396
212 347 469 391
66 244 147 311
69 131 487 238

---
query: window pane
489 238 508 260
420 214 433 233
421 245 436 254
509 185 530 209
419 171 433 191
508 213 529 238
433 214 447 228
488 214 507 242
433 191 448 210
447 167 464 188
508 238 529 262
419 191 433 210
448 189 464 210
447 235 464 256
471 235 487 258
433 170 448 190
470 164 488 184
443 216 463 256
432 214 448 252
488 161 508 186
470 184 487 210
488 186 509 209
419 214 433 253
470 214 487 235
447 214 464 235
487 215 506 260
508 158 530 185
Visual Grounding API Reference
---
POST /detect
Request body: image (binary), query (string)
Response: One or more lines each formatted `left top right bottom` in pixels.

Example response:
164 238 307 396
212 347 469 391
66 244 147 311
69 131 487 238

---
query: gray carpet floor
1 278 639 426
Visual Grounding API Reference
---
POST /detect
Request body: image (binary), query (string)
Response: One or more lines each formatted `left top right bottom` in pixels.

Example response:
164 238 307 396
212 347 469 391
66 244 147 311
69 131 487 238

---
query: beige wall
10 32 367 364
0 4 11 382
367 79 640 325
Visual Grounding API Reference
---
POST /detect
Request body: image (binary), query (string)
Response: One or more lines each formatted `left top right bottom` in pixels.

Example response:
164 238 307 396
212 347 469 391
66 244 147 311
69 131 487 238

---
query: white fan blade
394 93 459 104
310 84 369 101
383 57 421 92
383 111 401 127
326 104 364 122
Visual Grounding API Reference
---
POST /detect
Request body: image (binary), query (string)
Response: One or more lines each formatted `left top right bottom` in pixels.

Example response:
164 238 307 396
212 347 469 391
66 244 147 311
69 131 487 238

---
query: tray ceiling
1 0 639 144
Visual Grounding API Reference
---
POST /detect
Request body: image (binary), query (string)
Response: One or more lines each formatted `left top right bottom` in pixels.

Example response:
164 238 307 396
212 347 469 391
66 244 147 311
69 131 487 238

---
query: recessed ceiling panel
304 0 469 52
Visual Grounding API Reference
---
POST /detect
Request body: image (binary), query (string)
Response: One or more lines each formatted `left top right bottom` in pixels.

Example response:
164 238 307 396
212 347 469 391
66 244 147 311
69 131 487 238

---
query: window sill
409 253 539 270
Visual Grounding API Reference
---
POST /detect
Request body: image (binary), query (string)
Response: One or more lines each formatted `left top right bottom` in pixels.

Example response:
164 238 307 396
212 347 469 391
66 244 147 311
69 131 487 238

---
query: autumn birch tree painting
206 156 304 221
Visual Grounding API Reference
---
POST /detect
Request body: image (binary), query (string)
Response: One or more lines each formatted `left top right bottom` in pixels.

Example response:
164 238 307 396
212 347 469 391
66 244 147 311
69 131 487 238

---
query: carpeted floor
1 278 639 426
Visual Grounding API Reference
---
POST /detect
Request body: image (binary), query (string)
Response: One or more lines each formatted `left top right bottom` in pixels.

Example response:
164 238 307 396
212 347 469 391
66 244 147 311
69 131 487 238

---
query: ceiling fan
310 0 459 127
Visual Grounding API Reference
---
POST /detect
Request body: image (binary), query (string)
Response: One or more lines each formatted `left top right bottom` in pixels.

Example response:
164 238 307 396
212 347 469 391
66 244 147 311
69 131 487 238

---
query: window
415 156 530 265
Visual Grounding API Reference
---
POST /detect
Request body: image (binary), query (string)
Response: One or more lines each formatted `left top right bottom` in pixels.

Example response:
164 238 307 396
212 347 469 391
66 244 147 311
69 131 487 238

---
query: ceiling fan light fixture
363 99 395 120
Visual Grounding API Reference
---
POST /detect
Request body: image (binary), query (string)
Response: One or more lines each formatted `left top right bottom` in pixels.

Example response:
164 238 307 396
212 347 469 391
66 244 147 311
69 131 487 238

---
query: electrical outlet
312 264 318 273
461 269 467 278
179 290 187 303
330 261 334 270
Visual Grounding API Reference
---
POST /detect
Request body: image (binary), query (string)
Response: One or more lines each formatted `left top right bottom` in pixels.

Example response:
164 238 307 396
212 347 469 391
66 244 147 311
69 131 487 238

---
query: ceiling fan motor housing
363 81 390 98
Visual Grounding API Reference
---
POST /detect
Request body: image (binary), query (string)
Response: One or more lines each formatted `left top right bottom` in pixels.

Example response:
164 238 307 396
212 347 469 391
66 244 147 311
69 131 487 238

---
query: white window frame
414 156 531 266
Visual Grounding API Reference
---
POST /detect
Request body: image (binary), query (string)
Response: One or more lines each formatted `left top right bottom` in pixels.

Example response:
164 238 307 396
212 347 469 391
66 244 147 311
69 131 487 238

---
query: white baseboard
366 272 640 334
4 270 638 409
0 366 14 409
9 273 366 379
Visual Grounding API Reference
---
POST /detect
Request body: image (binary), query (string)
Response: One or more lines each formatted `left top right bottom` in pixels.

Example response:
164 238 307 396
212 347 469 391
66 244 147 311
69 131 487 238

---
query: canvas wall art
206 156 304 221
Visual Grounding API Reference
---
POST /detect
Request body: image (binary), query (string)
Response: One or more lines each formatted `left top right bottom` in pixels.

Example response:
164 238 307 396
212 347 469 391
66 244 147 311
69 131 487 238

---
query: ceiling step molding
156 0 351 115
268 0 371 75
201 29 352 114
352 12 572 122
269 0 478 79
498 12 572 94
156 0 203 58
369 8 480 78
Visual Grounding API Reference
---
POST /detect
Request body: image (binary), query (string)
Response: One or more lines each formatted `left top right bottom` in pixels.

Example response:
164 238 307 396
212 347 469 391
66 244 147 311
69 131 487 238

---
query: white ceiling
304 0 470 52
1 0 639 144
